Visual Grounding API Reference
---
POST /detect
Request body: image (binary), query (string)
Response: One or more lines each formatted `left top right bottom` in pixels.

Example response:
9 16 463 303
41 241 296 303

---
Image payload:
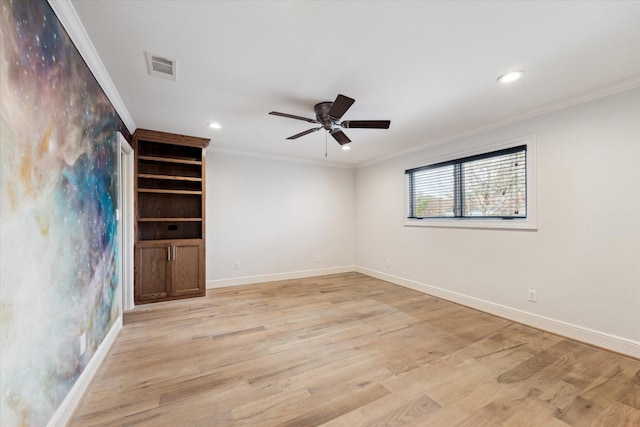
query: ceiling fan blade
327 94 355 120
340 120 391 129
330 129 351 145
286 127 322 140
269 111 318 123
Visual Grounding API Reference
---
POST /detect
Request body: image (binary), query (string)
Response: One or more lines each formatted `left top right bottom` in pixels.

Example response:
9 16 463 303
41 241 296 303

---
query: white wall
355 88 640 355
206 153 356 286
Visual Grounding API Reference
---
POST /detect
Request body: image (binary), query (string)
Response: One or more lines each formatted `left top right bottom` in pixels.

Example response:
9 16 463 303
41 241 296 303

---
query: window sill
404 217 537 231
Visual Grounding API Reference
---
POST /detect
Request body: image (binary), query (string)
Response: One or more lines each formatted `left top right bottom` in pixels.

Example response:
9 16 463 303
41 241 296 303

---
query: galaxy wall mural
0 0 120 424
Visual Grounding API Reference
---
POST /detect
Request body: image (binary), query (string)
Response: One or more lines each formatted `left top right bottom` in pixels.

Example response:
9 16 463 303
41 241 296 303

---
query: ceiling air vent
146 52 177 81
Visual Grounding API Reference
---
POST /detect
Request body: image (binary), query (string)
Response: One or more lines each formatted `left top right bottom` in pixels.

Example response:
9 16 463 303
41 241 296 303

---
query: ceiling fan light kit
269 94 390 146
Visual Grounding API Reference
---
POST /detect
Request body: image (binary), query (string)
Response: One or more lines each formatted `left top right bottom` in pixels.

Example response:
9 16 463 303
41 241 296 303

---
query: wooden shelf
138 218 202 222
138 155 202 166
138 174 202 182
138 189 202 195
134 129 209 304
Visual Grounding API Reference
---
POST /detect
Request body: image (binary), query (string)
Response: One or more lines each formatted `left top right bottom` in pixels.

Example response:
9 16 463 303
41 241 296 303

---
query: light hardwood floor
70 272 640 426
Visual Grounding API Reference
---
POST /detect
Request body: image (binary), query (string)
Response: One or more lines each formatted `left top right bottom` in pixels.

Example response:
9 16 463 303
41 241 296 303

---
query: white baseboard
47 317 123 427
356 266 640 359
206 265 357 289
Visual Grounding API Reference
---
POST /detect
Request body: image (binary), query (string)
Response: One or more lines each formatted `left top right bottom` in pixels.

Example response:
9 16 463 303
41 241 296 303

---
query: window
405 140 535 229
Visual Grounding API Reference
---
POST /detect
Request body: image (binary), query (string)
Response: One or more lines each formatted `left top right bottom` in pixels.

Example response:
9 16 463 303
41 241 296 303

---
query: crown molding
48 0 136 134
210 147 355 170
357 76 640 169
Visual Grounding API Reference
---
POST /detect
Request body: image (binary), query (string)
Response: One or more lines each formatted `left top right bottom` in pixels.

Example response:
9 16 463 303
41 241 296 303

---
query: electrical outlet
80 332 87 355
385 258 391 268
234 261 240 270
527 289 537 302
314 255 320 263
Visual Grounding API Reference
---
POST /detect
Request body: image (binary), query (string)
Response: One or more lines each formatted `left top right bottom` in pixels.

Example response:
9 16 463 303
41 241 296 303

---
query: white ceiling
70 0 640 166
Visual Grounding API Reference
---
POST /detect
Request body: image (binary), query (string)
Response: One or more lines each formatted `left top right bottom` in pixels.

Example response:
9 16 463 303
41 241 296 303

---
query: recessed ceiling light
208 122 221 129
341 145 351 151
497 70 524 84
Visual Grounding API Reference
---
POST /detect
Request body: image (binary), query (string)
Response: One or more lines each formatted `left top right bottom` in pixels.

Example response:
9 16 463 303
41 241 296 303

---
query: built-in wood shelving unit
133 129 210 304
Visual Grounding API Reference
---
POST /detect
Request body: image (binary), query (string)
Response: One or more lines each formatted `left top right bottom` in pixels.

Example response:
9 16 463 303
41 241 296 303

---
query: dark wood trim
134 128 210 148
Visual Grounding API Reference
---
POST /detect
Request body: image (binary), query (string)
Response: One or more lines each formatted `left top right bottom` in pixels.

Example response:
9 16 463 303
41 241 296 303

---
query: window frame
404 135 537 230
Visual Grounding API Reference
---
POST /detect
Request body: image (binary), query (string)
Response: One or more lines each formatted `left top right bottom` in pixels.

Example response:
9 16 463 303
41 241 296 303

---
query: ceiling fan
269 94 390 145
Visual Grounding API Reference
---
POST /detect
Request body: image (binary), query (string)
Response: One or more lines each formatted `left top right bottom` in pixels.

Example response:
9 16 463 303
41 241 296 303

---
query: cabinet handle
167 246 171 261
173 246 176 260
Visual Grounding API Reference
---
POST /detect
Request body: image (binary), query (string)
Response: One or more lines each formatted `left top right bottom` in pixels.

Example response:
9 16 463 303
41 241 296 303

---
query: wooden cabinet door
172 242 204 297
135 244 171 302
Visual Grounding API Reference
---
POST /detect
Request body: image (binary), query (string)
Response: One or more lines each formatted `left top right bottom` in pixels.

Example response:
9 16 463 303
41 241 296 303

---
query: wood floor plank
321 373 443 427
555 395 605 425
69 272 640 426
616 368 640 410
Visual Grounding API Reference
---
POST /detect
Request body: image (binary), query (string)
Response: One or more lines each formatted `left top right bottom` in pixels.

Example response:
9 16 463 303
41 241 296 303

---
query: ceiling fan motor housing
314 102 335 130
